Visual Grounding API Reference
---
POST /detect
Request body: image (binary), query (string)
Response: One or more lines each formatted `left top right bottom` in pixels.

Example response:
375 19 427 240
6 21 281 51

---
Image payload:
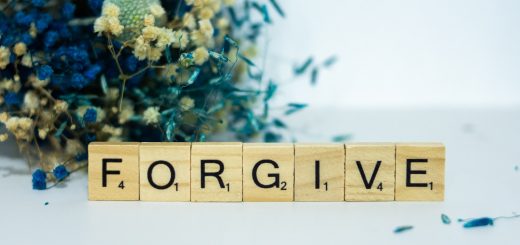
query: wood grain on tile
243 143 294 202
88 142 140 201
345 143 395 201
395 143 445 201
139 142 191 201
191 142 242 202
294 144 345 201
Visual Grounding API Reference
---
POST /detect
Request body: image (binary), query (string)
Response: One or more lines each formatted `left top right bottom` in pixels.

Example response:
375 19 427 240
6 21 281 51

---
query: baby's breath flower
119 100 135 124
94 3 124 37
5 117 34 141
21 54 33 67
193 47 209 65
0 112 8 123
0 133 8 142
29 23 37 38
13 42 27 56
216 17 230 29
53 100 69 113
23 91 40 113
65 139 84 156
143 106 160 124
143 14 155 27
180 96 195 111
173 30 189 49
182 13 197 30
149 3 166 17
223 0 235 6
0 46 10 69
102 3 120 18
38 128 49 139
199 7 214 19
102 125 123 136
191 20 214 47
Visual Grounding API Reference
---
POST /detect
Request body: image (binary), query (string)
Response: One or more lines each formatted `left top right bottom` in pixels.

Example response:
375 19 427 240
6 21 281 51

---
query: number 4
377 182 383 191
118 181 125 189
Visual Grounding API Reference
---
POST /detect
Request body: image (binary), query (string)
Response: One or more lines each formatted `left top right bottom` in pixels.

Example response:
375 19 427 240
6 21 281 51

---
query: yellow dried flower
53 100 69 113
0 46 10 69
102 3 120 18
38 128 49 139
193 46 209 65
182 13 197 30
0 133 8 142
143 14 155 27
143 107 160 124
13 42 27 56
180 96 195 111
149 4 166 17
0 112 8 123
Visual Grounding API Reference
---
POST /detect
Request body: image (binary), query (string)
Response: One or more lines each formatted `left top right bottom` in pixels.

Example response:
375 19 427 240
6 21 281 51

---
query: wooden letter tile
243 143 294 201
294 144 345 201
139 142 191 201
191 142 242 202
345 143 395 201
395 143 445 201
88 142 140 201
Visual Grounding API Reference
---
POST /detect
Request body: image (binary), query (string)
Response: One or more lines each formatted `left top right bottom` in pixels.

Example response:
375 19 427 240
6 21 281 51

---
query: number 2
280 181 287 190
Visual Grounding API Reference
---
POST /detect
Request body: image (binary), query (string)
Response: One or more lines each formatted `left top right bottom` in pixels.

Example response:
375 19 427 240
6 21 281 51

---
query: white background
266 0 520 108
1 1 520 244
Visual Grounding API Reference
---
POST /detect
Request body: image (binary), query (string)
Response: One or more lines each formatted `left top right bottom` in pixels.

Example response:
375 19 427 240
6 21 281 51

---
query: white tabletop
1 108 518 245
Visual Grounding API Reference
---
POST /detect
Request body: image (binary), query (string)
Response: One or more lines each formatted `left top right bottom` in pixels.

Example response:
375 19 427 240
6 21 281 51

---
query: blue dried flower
32 0 47 7
463 217 494 228
4 92 22 106
61 2 76 20
52 165 69 181
20 33 34 45
88 0 104 14
83 108 97 123
35 13 52 31
84 64 102 80
37 65 53 80
85 133 96 143
124 55 139 72
43 31 59 48
14 11 34 26
70 73 88 89
32 169 47 190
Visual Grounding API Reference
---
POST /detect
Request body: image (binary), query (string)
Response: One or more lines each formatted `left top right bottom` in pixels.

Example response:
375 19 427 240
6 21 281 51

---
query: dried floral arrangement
0 0 305 190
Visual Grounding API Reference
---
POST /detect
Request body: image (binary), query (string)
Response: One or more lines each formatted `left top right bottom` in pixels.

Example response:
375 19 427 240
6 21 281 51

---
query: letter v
356 161 382 189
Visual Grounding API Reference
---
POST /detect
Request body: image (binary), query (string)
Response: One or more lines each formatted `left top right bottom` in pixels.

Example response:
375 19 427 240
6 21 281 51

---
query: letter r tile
88 142 140 201
190 142 242 202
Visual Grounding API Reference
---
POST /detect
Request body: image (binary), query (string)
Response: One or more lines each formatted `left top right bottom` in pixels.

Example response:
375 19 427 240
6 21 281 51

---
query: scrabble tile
395 143 445 201
294 144 345 201
139 142 191 201
243 143 294 202
345 143 395 201
191 142 242 202
88 142 140 201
